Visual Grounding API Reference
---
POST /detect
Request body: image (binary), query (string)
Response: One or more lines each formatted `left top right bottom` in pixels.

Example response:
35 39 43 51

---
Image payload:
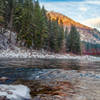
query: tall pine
17 0 34 48
33 0 48 49
67 26 81 54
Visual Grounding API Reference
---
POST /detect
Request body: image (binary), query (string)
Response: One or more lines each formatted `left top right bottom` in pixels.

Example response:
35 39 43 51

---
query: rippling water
0 58 100 100
0 58 100 83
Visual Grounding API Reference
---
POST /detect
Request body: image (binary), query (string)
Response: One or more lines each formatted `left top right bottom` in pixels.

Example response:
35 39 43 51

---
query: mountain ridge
47 11 100 43
47 11 92 30
47 11 100 54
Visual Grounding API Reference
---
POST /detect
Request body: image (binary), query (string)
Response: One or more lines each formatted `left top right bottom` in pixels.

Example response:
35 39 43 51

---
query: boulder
0 77 8 82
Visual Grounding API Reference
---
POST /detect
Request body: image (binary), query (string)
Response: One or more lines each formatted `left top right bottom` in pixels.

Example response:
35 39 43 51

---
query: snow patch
0 49 100 62
0 84 31 100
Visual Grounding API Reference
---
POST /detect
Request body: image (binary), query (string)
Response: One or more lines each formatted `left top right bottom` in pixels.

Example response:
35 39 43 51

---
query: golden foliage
47 11 91 30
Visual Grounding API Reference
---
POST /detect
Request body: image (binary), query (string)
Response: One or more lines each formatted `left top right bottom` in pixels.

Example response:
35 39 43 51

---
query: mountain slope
47 11 100 54
47 11 100 44
47 11 91 30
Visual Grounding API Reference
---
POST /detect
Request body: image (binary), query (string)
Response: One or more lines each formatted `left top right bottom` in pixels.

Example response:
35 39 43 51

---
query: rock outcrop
0 27 17 50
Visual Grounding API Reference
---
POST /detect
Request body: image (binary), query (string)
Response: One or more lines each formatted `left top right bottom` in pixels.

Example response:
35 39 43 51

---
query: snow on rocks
0 48 100 62
0 77 8 82
0 84 31 100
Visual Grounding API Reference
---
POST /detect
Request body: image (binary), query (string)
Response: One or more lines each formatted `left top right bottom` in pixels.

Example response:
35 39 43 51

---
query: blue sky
40 0 84 2
40 0 100 28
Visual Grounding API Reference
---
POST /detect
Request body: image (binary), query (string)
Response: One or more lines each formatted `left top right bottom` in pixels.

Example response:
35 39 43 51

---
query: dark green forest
0 0 81 54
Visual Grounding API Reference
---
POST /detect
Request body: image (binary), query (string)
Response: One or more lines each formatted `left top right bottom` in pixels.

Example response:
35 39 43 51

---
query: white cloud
84 0 100 5
40 0 100 24
83 17 100 25
79 7 87 12
82 17 100 30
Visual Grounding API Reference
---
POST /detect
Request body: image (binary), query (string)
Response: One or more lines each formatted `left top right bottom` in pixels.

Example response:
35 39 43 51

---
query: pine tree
13 2 23 33
0 0 4 24
65 27 68 39
41 6 48 49
65 27 69 51
47 19 52 51
0 0 65 52
48 20 56 52
2 0 16 29
0 0 24 27
48 19 62 52
33 1 48 49
67 26 81 54
57 21 64 51
17 0 34 48
53 20 59 52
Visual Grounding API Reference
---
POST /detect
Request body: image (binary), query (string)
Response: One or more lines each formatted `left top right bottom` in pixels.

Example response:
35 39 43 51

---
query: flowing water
0 58 100 100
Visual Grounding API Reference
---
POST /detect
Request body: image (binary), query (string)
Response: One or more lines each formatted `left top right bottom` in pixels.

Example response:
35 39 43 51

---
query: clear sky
40 0 100 27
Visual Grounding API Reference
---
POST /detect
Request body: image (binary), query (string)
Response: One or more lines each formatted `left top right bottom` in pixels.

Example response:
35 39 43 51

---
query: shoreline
0 49 100 62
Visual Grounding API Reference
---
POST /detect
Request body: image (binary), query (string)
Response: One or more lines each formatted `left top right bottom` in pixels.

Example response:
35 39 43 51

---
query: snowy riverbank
0 48 100 62
0 84 31 100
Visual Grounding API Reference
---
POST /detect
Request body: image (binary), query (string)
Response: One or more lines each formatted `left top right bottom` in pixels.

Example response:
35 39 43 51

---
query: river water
0 58 100 100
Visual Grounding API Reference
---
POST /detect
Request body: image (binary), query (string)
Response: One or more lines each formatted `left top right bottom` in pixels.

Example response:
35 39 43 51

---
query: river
0 58 100 100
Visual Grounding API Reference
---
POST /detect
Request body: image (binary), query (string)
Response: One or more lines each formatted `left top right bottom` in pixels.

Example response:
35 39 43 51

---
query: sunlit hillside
47 11 91 30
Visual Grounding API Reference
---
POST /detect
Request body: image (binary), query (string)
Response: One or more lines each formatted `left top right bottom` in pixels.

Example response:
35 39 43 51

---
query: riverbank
0 48 100 62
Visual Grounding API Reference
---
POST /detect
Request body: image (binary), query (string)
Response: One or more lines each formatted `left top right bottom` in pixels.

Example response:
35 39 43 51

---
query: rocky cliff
0 27 17 50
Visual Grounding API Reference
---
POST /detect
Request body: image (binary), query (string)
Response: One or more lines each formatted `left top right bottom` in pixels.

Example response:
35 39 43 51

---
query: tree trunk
8 8 14 42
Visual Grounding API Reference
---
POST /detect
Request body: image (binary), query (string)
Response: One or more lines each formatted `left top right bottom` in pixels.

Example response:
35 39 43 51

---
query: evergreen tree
41 6 48 49
0 0 4 24
65 27 69 51
17 0 34 48
48 19 64 52
53 20 59 52
57 20 64 51
0 0 65 52
67 26 81 54
13 2 23 33
0 0 24 27
47 19 52 51
48 20 58 52
65 27 68 39
2 0 16 29
33 0 48 49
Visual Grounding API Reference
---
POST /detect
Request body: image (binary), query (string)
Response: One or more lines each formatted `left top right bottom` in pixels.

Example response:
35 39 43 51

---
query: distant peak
47 11 92 30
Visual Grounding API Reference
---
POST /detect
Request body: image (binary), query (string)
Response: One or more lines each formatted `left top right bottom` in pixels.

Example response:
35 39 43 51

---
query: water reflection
0 58 100 71
0 58 100 84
